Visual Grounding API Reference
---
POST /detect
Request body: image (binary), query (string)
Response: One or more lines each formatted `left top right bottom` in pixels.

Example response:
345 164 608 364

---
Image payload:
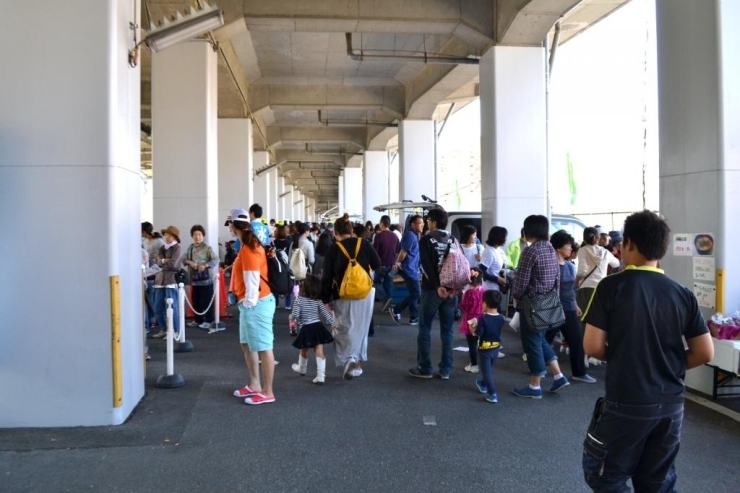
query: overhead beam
275 150 348 167
267 126 367 150
242 0 494 49
249 85 405 120
496 0 582 46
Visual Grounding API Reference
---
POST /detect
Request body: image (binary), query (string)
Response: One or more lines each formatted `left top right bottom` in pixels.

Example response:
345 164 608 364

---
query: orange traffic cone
219 268 229 318
186 285 195 319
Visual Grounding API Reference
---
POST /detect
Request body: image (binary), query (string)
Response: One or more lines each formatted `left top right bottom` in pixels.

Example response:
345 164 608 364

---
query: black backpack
261 244 295 296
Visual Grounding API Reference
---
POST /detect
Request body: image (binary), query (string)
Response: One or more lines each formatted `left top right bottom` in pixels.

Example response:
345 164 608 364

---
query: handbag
519 278 565 332
188 244 212 283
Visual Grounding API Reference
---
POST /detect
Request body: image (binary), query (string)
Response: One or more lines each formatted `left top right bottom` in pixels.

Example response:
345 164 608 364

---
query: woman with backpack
273 224 292 310
288 222 315 282
321 214 381 380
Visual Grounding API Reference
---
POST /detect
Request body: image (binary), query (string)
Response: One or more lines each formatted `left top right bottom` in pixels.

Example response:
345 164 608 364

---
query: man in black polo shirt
582 211 714 492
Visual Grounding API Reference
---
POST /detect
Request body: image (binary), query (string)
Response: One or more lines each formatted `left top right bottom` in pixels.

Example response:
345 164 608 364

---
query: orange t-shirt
232 244 271 300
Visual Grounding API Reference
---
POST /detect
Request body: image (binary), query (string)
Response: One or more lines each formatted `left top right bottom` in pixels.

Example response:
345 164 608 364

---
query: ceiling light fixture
129 2 224 67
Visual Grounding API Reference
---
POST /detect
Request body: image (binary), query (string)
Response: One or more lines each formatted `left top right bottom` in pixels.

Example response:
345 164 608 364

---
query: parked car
372 201 587 241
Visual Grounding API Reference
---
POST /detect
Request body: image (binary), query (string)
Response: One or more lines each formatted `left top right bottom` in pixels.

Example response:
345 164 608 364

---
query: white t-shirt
461 243 484 269
479 245 506 291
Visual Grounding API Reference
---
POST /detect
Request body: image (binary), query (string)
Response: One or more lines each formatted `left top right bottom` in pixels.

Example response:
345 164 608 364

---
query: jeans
154 287 180 332
192 284 214 324
583 398 683 493
145 280 155 331
519 309 557 377
416 289 456 375
394 270 421 321
545 310 587 377
374 266 394 302
477 348 499 397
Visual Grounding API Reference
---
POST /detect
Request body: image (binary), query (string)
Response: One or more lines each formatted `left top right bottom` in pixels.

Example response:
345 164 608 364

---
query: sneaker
512 386 543 399
151 330 167 339
408 367 433 379
285 305 291 311
188 320 199 327
464 364 480 374
199 322 211 330
408 318 419 326
382 299 393 313
145 350 151 361
388 307 402 325
351 368 363 378
244 393 275 405
587 357 603 367
475 379 487 394
497 351 506 359
233 385 260 398
486 394 498 403
549 376 571 393
343 358 357 380
437 371 450 380
208 326 226 334
572 374 597 384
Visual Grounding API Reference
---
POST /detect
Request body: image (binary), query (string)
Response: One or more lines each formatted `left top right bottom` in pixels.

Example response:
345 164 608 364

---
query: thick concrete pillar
479 46 547 238
656 0 740 393
153 40 219 251
252 151 271 219
343 167 363 217
218 118 253 241
338 171 346 215
363 151 389 224
271 168 280 222
277 175 287 221
399 120 436 204
0 0 143 427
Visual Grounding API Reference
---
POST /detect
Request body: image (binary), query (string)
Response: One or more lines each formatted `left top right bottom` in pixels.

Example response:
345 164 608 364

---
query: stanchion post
156 298 184 389
175 283 194 353
209 271 225 333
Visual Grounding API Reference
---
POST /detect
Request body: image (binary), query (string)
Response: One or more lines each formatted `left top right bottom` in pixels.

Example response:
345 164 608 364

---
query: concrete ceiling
142 0 632 207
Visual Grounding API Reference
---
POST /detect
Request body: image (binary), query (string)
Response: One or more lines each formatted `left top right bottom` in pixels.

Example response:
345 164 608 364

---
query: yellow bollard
716 269 725 314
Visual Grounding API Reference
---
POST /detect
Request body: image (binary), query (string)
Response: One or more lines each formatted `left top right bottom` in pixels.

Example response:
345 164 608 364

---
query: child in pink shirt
459 274 484 373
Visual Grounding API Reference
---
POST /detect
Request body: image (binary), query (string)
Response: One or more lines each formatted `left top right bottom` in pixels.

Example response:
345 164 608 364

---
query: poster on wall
693 282 716 310
693 233 714 256
673 234 694 256
692 257 715 281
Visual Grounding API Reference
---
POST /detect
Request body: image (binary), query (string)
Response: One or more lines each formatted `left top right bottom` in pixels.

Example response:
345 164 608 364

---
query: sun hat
161 225 181 242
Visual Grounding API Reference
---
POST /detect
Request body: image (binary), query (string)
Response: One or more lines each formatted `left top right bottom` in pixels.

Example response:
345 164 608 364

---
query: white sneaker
572 374 597 384
464 364 479 374
199 322 211 330
587 357 602 367
187 321 199 327
351 368 363 377
497 351 506 359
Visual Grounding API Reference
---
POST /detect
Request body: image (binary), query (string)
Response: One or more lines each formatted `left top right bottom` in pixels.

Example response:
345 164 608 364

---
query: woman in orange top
230 214 277 405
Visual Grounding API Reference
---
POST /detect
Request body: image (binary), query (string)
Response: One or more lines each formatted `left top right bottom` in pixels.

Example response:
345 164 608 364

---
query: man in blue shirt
249 203 271 246
389 214 424 325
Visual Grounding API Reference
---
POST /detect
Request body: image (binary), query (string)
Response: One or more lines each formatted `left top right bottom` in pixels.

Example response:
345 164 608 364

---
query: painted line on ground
686 393 740 423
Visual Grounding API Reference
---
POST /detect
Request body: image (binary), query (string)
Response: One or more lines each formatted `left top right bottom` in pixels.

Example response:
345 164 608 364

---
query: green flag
566 152 577 206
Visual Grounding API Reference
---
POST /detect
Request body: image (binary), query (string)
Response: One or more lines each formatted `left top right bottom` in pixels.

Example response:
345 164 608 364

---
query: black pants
192 284 215 324
465 334 478 366
546 310 587 377
583 398 683 493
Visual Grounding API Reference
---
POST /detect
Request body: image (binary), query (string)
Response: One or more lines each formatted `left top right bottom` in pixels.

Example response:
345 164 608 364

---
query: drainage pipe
346 33 479 65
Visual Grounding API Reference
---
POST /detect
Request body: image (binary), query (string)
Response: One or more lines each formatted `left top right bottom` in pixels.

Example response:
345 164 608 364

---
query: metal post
156 298 184 388
209 271 226 333
175 283 194 352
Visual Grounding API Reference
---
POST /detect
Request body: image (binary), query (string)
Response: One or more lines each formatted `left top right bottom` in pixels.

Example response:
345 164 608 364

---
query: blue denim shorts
238 295 275 351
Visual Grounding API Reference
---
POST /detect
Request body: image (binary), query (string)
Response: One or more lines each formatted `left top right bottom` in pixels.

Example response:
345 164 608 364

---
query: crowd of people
141 205 714 490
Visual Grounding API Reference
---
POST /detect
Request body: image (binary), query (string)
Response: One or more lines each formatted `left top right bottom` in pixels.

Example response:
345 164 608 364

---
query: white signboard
673 234 693 256
692 257 715 281
693 282 716 310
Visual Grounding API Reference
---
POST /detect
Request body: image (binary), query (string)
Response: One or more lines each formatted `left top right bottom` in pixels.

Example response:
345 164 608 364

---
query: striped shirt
512 240 559 300
289 296 335 329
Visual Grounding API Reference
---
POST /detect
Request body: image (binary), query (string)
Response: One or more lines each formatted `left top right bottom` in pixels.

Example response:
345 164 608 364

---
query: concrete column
343 167 363 217
265 168 277 221
399 120 435 204
657 0 740 391
153 40 219 252
363 151 389 224
338 172 345 216
252 151 271 219
307 197 315 222
218 118 253 241
277 175 287 221
271 168 280 222
479 46 547 238
0 0 143 427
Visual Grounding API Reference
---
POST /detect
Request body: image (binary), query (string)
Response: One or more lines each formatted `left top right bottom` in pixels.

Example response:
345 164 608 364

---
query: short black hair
379 215 391 227
408 214 423 225
389 224 399 232
583 227 598 245
522 215 549 242
299 274 323 300
190 224 205 237
622 210 670 261
469 268 483 287
141 222 153 236
485 226 508 247
460 224 477 244
426 208 448 229
482 289 502 310
550 229 573 250
249 204 263 218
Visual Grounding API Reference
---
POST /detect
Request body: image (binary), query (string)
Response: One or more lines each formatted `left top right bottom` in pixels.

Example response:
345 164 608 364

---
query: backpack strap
336 240 359 262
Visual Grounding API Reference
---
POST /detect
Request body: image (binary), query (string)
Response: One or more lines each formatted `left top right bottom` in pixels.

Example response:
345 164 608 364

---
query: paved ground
2 303 739 493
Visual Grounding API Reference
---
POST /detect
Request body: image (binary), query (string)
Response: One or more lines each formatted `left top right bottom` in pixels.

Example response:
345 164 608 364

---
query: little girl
290 275 335 385
469 290 506 403
459 271 485 374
